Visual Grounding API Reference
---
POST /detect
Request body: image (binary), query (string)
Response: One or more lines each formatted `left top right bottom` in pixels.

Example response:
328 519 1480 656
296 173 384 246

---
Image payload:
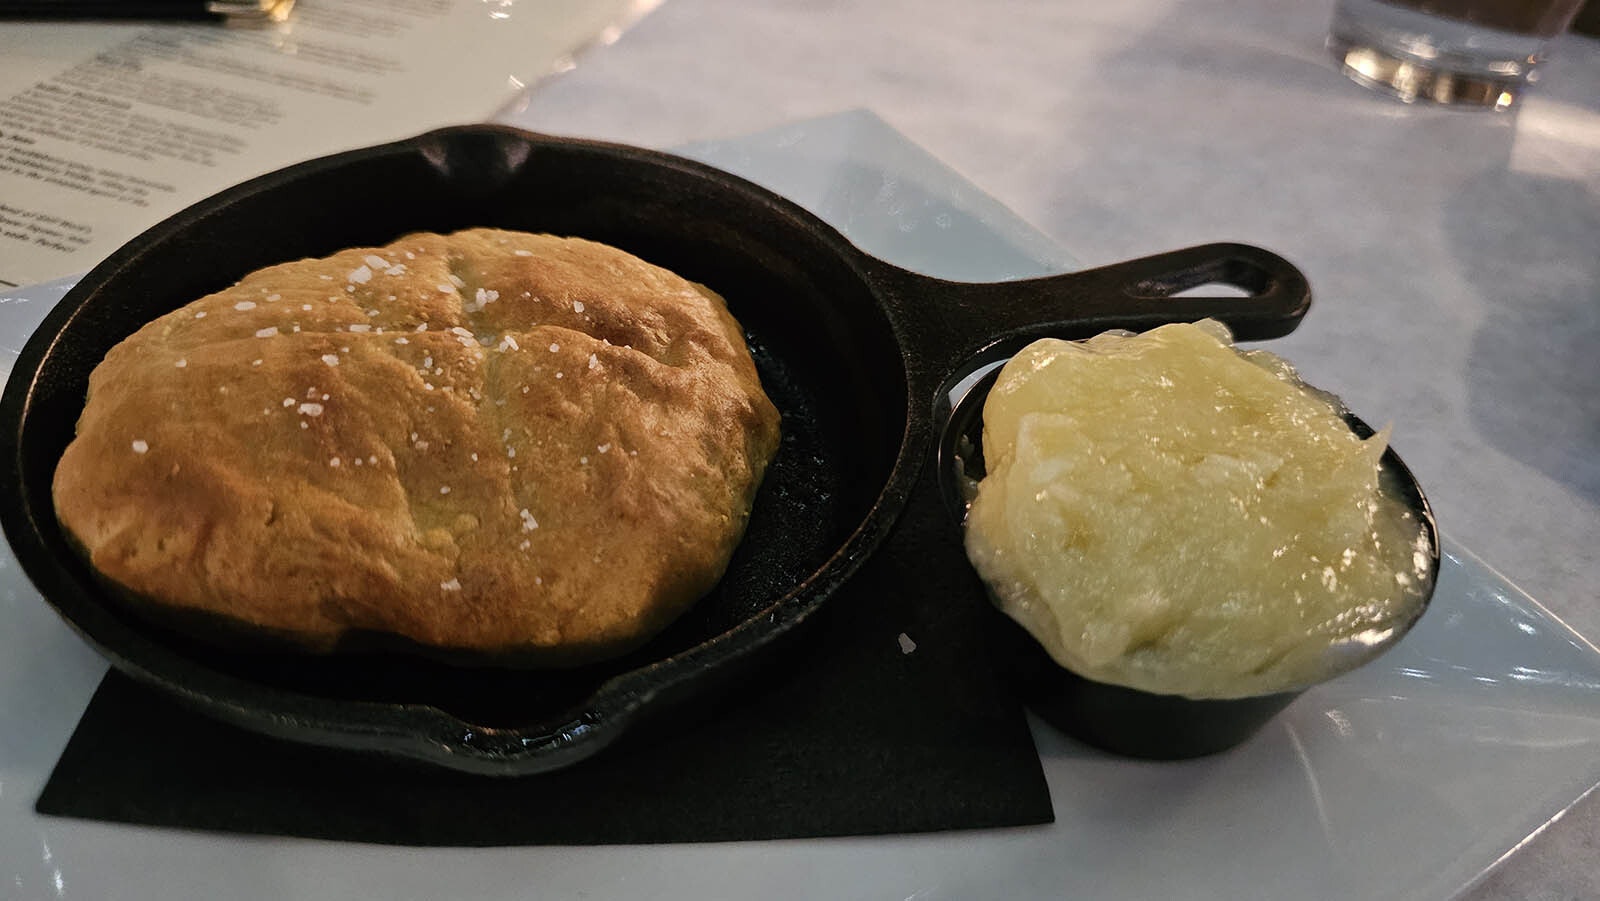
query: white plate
3 111 1597 901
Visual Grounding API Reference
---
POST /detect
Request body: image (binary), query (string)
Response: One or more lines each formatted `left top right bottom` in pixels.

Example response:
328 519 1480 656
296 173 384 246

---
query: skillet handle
874 242 1312 390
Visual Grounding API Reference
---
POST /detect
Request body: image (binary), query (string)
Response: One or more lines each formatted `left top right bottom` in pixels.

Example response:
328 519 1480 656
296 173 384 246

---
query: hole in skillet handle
932 338 1440 761
1126 253 1284 302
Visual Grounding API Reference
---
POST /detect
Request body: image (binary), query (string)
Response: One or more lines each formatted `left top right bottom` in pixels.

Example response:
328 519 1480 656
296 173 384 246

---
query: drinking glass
1327 0 1587 109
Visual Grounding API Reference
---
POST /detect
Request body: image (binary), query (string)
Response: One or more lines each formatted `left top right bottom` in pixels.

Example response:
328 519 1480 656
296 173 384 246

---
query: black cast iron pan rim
0 123 1313 775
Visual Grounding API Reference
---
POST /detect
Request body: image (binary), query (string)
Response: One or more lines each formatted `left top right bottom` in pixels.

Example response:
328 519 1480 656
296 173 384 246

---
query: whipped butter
964 320 1431 699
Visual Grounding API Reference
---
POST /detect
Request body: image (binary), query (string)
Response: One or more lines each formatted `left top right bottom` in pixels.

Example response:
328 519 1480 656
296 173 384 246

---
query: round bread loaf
52 228 781 665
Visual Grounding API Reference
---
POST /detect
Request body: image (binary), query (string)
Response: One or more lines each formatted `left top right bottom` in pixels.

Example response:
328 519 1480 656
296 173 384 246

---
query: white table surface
498 2 1599 898
2 1 1595 898
4 108 1597 901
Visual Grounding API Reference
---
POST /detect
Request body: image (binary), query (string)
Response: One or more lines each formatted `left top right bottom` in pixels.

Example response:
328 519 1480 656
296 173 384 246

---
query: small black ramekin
939 362 1440 760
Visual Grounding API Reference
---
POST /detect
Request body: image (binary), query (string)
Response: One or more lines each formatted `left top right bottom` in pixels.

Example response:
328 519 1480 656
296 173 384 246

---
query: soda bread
52 228 781 665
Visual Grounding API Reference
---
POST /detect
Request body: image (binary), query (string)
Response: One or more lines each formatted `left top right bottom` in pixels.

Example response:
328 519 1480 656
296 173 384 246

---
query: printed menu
0 0 652 287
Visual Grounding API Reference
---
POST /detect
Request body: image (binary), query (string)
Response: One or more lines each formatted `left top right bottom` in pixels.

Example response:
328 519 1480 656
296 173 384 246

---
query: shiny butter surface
964 320 1431 699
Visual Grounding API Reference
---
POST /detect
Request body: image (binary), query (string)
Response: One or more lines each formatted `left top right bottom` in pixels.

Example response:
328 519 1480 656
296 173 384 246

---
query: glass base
1327 0 1552 110
1327 36 1527 109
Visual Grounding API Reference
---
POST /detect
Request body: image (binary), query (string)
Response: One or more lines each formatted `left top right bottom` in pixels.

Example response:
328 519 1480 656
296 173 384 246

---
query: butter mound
963 320 1430 699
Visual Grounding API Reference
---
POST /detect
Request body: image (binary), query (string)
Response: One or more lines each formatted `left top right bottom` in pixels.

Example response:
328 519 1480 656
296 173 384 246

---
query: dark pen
0 0 293 22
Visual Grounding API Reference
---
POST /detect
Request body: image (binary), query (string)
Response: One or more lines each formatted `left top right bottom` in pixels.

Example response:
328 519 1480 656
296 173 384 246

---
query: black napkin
35 480 1054 846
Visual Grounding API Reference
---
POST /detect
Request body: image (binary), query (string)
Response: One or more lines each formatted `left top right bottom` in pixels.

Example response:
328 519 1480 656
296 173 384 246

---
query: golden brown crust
52 228 781 665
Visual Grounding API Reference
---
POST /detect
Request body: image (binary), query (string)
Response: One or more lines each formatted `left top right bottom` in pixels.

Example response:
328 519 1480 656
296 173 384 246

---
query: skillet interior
5 127 909 735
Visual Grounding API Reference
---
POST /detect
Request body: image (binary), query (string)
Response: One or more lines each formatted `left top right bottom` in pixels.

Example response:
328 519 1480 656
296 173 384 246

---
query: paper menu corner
0 0 647 288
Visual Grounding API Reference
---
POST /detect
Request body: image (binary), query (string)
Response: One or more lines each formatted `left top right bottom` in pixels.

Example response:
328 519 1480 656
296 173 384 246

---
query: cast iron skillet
0 124 1311 775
